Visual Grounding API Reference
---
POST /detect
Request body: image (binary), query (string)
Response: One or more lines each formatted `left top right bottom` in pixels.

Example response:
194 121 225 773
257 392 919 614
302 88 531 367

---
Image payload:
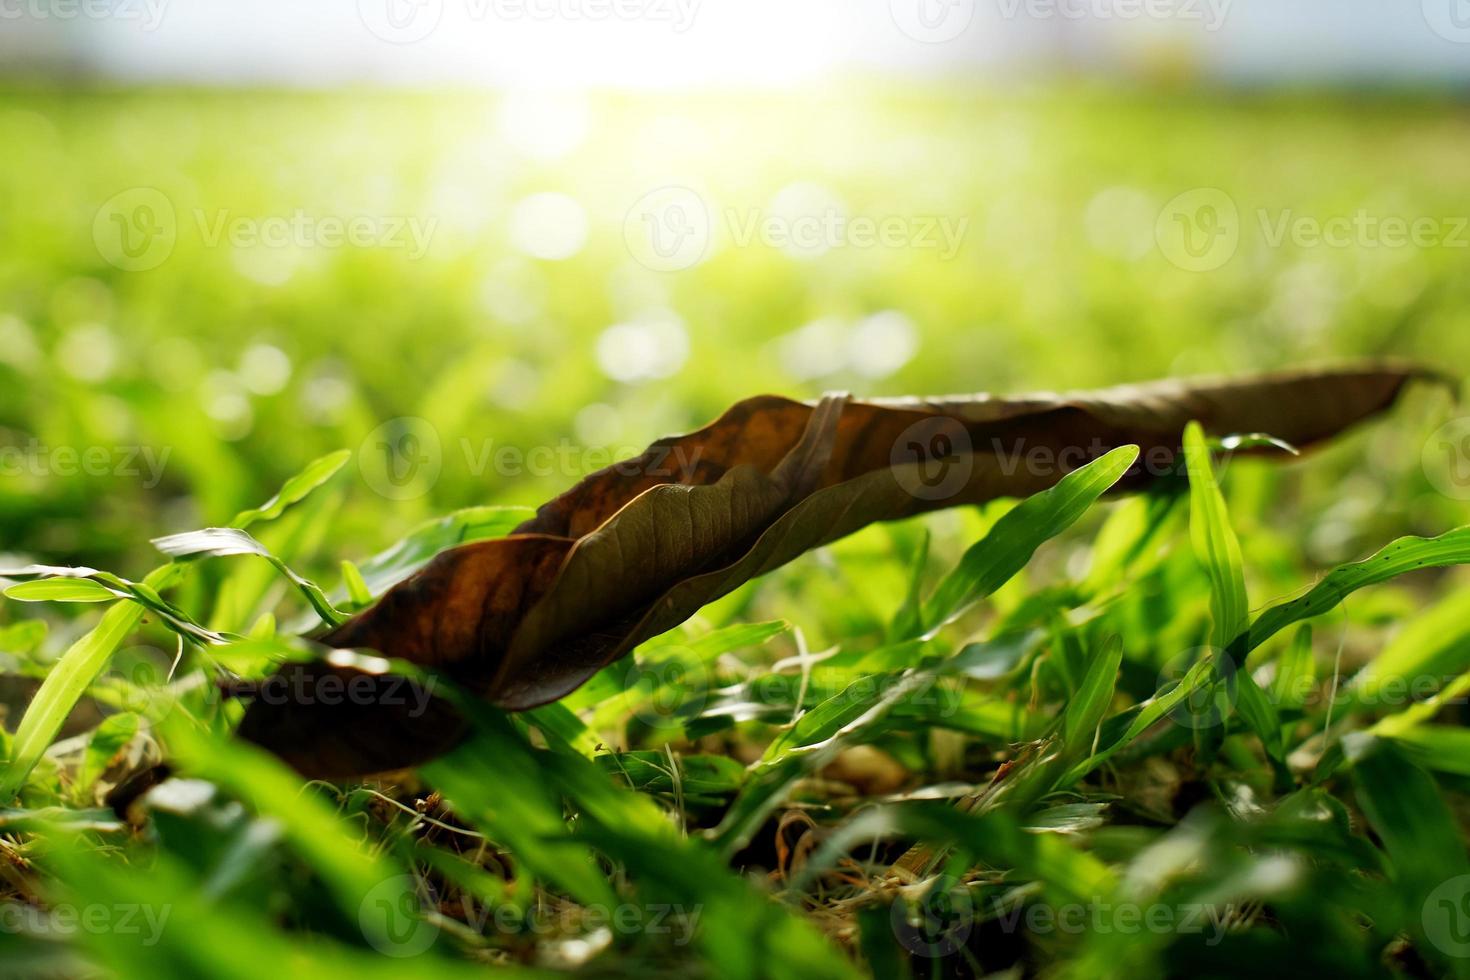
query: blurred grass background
1 83 1465 585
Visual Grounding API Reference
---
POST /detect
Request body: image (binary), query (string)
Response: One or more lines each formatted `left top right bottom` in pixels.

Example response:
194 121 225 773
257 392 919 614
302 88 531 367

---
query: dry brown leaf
238 363 1438 777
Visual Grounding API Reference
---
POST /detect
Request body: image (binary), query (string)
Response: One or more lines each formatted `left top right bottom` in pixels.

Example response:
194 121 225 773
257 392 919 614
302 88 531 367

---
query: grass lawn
2 84 1470 978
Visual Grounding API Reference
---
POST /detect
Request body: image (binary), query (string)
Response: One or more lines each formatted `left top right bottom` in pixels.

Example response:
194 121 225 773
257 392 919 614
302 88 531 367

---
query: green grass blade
340 559 372 608
1058 657 1215 784
229 448 351 529
1233 526 1470 660
2 452 363 801
1080 492 1180 598
921 445 1139 632
1373 670 1470 737
1347 586 1470 710
45 834 505 979
152 526 346 626
4 578 117 603
164 717 405 917
1271 625 1315 709
1347 733 1470 977
887 527 930 641
1 564 182 800
427 696 855 979
761 669 931 761
1183 422 1283 762
1062 635 1123 755
572 620 789 725
1184 422 1249 646
75 712 139 800
1385 726 1470 778
792 802 1116 904
345 505 535 599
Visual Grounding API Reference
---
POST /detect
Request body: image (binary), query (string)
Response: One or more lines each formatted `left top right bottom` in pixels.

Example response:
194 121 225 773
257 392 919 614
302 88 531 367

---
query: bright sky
7 0 1470 87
